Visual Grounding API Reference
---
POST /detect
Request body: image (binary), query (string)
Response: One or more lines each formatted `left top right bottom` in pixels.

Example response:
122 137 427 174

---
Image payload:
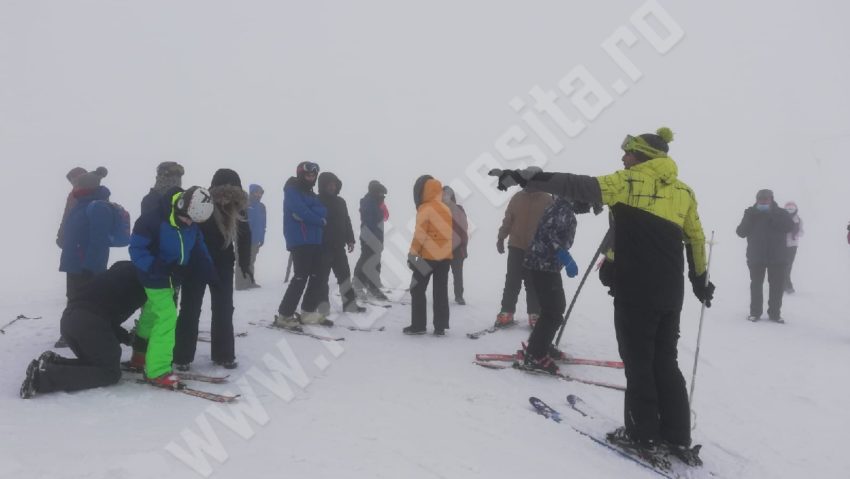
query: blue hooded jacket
129 189 214 289
59 186 114 274
283 177 327 250
248 184 267 246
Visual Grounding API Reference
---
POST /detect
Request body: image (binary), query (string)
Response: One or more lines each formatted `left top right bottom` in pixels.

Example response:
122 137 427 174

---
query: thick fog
2 0 848 302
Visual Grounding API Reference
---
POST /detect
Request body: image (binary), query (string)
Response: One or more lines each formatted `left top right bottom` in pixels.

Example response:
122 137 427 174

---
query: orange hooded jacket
410 178 453 261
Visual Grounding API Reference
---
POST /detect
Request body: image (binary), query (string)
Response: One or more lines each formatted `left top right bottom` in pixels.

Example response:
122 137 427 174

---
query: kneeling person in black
20 261 146 398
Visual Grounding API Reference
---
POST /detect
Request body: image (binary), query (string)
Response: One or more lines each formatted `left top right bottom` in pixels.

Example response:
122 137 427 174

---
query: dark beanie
756 189 774 201
73 167 108 190
211 168 242 188
66 167 87 184
368 180 387 195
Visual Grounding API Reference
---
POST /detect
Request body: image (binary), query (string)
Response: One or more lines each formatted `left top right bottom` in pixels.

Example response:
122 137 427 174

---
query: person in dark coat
442 186 469 305
236 184 266 290
275 162 330 329
353 180 389 301
316 172 365 314
140 162 185 216
174 169 251 370
20 261 147 398
736 189 798 322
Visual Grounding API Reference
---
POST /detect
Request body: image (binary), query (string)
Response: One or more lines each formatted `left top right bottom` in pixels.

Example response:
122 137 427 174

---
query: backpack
87 200 132 247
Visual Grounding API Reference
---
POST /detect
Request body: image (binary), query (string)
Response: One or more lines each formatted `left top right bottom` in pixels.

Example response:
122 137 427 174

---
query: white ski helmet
175 186 214 223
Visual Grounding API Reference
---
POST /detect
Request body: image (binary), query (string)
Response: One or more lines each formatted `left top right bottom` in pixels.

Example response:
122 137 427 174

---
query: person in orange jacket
404 176 453 335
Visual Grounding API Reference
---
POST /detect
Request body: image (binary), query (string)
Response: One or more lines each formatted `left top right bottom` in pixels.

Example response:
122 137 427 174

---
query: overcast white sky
1 0 849 299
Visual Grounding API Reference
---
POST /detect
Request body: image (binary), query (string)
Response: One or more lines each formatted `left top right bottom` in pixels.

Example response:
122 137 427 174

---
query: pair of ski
475 360 625 391
530 395 708 478
476 353 624 369
121 363 238 403
197 331 248 343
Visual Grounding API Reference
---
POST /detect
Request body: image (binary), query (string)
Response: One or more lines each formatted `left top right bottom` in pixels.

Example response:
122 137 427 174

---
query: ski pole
555 229 612 347
284 254 293 283
0 314 42 334
689 230 715 429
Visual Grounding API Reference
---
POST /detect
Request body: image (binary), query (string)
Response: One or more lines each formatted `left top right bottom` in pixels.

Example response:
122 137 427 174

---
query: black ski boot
606 427 670 469
666 443 703 467
20 360 39 399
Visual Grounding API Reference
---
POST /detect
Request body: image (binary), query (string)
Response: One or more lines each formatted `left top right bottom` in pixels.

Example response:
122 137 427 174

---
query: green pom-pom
656 127 674 143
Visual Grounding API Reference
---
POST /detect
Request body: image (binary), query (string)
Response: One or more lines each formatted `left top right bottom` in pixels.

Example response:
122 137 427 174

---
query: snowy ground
2 234 849 479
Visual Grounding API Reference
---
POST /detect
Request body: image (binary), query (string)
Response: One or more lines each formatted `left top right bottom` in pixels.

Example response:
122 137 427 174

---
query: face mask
756 204 771 212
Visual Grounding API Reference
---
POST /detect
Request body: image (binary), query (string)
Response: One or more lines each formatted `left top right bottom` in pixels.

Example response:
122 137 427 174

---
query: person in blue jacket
236 183 266 290
59 167 112 301
128 186 215 389
56 167 111 348
275 162 330 329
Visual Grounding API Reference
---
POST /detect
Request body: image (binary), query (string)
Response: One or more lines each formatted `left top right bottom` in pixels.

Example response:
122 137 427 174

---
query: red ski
475 353 624 369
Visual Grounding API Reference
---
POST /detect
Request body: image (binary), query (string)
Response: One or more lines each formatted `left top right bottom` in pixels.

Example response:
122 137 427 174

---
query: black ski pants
410 259 450 331
500 246 540 315
614 304 690 447
748 261 786 318
174 260 235 364
37 308 122 393
450 256 465 300
317 244 358 314
526 270 566 359
279 244 324 316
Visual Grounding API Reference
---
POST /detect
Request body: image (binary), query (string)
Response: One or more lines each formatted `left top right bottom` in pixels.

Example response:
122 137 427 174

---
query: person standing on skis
491 127 713 464
128 186 215 389
495 185 552 328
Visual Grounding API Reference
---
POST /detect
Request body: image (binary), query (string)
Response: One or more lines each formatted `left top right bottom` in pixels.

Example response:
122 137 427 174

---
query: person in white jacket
783 201 803 294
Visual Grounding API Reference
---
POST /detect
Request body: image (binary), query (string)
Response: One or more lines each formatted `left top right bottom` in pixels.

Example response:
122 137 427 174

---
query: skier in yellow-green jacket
491 127 714 465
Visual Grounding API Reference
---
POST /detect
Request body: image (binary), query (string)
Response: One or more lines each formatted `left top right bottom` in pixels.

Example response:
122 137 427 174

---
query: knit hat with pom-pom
622 127 674 162
73 166 108 190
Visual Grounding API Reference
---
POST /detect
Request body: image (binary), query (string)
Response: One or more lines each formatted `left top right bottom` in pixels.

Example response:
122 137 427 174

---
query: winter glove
241 264 255 283
557 249 578 278
496 238 505 255
407 254 423 272
347 242 355 253
689 271 715 307
488 169 526 191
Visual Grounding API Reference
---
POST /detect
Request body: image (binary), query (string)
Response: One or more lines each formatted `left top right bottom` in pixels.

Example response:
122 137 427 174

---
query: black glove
598 260 615 297
496 239 505 255
407 254 421 272
689 271 715 307
488 169 527 191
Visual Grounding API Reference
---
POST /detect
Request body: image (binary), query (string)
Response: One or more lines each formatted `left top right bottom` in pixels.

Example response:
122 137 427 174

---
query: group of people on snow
22 124 826 469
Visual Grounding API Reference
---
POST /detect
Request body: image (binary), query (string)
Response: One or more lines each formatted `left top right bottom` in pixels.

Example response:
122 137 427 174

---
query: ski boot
494 312 516 328
402 326 427 335
343 303 367 313
666 443 703 467
128 351 146 370
147 372 181 390
214 359 238 370
20 360 40 399
746 314 760 322
174 362 191 372
455 297 466 305
273 314 304 332
768 315 785 324
301 311 334 327
606 427 669 468
521 352 560 375
369 288 389 301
